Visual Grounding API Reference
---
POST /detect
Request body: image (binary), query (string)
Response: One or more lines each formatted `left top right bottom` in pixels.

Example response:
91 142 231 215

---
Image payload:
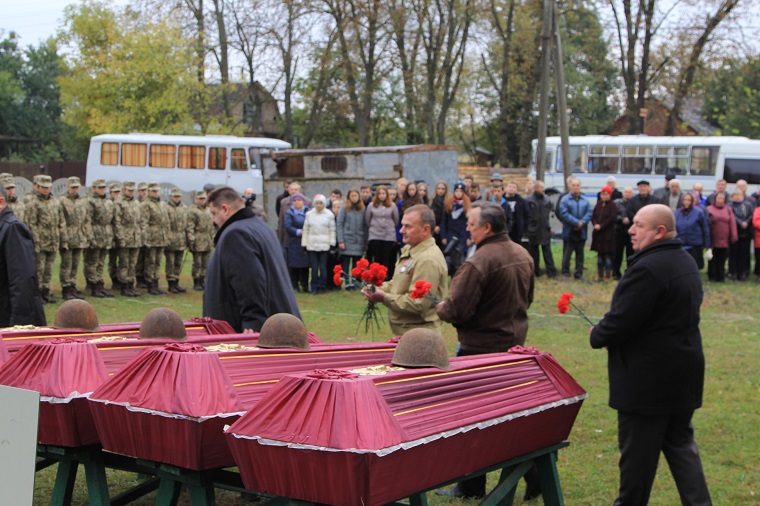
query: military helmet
139 308 187 340
53 300 100 331
391 328 450 370
257 313 309 350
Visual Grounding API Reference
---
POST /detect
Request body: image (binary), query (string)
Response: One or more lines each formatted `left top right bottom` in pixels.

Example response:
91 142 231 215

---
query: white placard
0 385 40 505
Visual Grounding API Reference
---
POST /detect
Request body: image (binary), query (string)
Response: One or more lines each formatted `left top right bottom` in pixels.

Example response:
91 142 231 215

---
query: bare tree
386 0 423 143
665 0 740 134
320 0 388 146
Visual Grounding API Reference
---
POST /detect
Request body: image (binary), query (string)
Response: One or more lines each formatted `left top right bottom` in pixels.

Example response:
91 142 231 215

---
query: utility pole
535 0 571 190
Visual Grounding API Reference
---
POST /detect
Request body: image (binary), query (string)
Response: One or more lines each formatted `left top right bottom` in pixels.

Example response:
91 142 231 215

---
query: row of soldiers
0 173 215 302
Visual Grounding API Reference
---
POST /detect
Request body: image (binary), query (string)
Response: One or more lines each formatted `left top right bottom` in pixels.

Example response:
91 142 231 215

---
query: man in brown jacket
435 200 537 500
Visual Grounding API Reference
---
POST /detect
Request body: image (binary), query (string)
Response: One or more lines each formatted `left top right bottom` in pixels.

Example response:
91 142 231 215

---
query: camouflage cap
93 179 107 188
170 187 183 197
67 176 81 187
32 175 42 185
1 175 15 188
37 175 53 188
194 190 207 199
148 182 161 191
109 183 122 192
0 173 12 180
122 181 136 190
137 182 148 191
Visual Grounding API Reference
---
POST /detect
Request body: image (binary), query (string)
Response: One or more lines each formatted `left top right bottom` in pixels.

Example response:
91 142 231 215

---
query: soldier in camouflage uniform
141 182 169 295
107 183 121 289
135 182 149 288
186 191 214 290
25 175 66 303
84 179 115 298
164 187 188 293
113 181 142 297
0 174 25 223
58 176 88 300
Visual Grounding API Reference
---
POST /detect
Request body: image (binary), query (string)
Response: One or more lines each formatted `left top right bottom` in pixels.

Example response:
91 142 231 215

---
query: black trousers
707 248 728 281
368 240 397 278
561 239 585 277
728 236 752 278
528 242 557 278
612 229 633 277
614 410 711 506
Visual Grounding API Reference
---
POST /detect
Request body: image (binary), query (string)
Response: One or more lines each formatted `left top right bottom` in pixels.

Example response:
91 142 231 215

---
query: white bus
531 135 760 198
86 133 292 195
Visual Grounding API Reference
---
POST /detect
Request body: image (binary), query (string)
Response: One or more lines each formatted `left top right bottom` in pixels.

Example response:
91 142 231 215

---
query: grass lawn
31 246 759 505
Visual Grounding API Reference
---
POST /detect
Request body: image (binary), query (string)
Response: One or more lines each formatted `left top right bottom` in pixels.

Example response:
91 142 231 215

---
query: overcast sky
3 0 129 48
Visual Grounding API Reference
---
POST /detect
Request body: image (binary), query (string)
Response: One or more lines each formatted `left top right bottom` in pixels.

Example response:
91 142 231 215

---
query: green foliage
0 32 66 162
58 1 202 140
702 57 760 138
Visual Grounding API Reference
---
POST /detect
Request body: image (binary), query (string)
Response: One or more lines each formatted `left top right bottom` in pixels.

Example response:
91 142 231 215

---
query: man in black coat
203 186 301 333
525 180 556 278
0 184 46 327
590 204 711 506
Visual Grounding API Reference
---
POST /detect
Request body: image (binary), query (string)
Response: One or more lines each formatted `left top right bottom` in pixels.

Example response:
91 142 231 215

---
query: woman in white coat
301 194 336 294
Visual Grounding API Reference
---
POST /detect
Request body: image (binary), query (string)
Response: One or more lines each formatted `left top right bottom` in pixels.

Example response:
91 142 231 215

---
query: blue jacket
675 207 710 248
559 193 593 241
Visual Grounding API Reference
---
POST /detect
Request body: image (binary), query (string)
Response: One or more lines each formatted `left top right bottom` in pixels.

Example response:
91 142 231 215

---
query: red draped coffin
88 342 397 470
0 329 321 447
0 317 238 354
0 334 8 364
225 347 586 506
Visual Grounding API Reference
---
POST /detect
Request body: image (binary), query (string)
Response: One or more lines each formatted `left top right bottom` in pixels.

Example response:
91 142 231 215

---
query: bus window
689 147 718 176
556 146 587 173
249 148 262 171
231 149 247 171
149 144 176 168
101 143 119 165
122 143 147 167
178 145 205 169
621 146 653 174
655 147 688 175
209 148 226 170
588 145 619 174
724 158 760 184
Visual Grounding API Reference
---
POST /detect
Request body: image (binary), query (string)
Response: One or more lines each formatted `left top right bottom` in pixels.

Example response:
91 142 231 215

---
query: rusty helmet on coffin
258 313 309 350
139 308 187 340
392 328 450 370
53 300 100 331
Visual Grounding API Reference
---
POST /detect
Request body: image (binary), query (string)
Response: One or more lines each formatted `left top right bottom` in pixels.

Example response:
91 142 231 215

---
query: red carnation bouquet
340 258 388 335
409 279 440 305
557 292 595 326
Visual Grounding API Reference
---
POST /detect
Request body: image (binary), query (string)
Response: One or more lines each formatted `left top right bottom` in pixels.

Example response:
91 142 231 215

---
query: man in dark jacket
525 180 556 278
590 204 711 506
504 180 529 244
436 201 538 500
0 184 46 327
203 186 300 332
612 186 634 279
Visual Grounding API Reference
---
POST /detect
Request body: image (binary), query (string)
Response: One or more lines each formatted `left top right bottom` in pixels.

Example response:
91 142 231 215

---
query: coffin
0 317 237 355
225 346 586 506
88 341 397 470
0 334 8 365
0 330 319 447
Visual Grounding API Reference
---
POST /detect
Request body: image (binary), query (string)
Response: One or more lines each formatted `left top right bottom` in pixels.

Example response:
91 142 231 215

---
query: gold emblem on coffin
1 325 50 332
349 364 405 376
205 343 260 352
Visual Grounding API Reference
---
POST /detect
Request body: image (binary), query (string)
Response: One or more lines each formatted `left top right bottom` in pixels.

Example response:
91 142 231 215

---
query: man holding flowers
590 204 711 506
362 205 448 336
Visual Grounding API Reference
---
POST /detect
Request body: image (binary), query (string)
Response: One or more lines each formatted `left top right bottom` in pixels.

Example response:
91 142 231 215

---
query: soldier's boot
71 286 86 299
147 282 166 296
136 276 148 289
98 282 116 298
168 280 181 294
62 286 77 301
43 288 58 304
111 278 120 291
174 280 187 293
74 286 84 295
193 278 204 291
121 282 140 297
128 283 143 297
91 283 105 298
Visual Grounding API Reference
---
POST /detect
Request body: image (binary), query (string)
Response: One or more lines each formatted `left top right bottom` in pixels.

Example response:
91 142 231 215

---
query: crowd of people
0 172 215 302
